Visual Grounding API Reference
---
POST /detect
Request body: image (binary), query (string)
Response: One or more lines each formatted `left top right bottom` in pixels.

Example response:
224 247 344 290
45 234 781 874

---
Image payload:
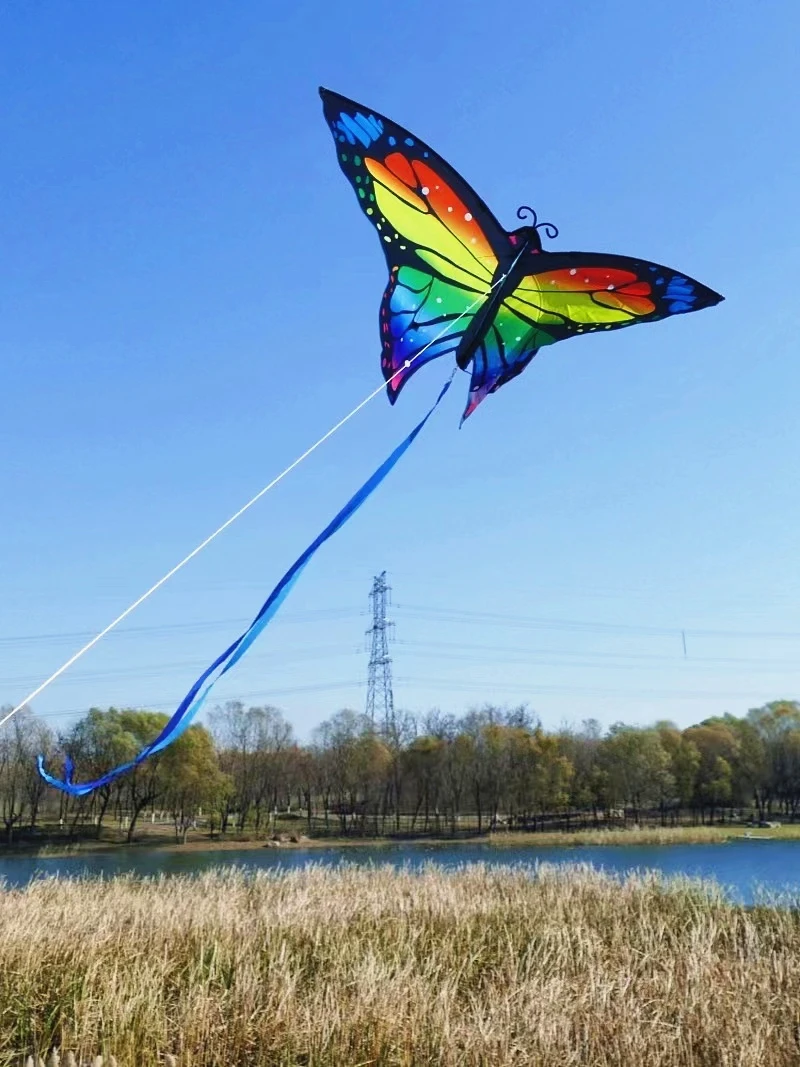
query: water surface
1 839 797 905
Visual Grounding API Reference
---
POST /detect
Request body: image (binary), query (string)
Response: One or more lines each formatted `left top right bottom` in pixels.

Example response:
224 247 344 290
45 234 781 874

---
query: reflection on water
0 839 798 905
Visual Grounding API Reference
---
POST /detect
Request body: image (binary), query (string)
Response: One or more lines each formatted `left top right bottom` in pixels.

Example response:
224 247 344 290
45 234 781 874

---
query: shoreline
2 821 798 863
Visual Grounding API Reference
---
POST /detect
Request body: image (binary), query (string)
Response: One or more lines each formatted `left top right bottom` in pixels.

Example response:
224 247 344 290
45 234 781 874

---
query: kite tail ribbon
38 373 454 796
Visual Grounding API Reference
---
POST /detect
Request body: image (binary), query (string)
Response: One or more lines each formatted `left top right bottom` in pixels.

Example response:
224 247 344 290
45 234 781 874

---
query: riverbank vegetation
1 698 799 852
2 863 800 1066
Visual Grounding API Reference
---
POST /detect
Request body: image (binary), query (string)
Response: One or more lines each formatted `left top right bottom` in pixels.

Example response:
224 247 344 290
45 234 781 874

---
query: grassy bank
486 822 800 847
2 863 800 1065
7 818 800 861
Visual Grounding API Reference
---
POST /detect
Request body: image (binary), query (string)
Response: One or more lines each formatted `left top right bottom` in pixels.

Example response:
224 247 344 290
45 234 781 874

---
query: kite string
38 371 456 795
1 270 512 729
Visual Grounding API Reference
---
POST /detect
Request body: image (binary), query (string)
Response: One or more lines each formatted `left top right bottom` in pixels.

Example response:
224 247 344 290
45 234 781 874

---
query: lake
1 839 798 905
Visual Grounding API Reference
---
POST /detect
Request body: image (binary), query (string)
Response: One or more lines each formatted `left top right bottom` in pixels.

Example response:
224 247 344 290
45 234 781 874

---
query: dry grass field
1 862 799 1066
485 822 800 847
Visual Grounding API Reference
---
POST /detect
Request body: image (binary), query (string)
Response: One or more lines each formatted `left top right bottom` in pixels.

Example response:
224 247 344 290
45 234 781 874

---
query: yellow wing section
506 264 658 331
365 154 497 288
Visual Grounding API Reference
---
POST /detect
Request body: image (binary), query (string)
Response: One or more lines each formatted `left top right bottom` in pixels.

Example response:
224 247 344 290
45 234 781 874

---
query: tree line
1 698 799 846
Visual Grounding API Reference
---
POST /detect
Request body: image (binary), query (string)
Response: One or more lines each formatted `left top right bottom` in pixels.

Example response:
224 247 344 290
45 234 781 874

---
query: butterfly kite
38 89 722 794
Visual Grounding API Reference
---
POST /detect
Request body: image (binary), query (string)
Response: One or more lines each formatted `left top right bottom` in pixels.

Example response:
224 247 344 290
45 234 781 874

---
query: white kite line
1 265 518 730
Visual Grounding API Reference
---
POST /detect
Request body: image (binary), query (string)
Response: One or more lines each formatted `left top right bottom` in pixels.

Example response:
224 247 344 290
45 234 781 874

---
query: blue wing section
333 109 384 148
663 274 704 313
381 266 482 404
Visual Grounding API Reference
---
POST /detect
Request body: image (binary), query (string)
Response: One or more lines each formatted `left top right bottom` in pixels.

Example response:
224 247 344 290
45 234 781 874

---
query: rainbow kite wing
458 253 724 419
319 88 507 402
504 254 722 340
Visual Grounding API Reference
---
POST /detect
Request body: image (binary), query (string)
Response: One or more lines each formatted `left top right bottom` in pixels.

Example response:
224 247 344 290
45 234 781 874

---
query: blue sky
2 2 799 741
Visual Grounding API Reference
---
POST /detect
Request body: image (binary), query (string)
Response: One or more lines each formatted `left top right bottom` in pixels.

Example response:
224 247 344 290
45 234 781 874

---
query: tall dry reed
1 862 799 1066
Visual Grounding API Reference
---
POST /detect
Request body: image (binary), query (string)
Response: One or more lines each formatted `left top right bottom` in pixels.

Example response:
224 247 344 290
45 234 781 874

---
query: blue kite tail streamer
37 373 454 796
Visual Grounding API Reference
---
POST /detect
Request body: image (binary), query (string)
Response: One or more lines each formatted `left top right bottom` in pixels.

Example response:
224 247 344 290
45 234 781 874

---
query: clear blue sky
2 2 799 741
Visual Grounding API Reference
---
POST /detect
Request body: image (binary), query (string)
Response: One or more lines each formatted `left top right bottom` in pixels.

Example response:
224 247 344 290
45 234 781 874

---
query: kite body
320 88 723 421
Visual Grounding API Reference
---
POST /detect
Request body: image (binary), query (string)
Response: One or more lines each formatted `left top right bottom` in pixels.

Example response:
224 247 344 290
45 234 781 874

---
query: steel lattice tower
365 571 395 734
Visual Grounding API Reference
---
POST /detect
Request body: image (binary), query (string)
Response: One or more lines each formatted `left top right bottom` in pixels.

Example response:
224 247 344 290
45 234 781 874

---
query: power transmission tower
365 571 395 735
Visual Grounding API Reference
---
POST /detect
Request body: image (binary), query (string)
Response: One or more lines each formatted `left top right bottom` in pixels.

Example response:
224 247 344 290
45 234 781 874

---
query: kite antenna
516 205 559 240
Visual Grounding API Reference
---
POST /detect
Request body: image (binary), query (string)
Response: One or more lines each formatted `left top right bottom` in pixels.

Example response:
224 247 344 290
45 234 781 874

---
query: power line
0 606 364 646
393 641 800 675
19 671 787 725
7 600 800 650
394 676 792 703
2 643 364 689
6 615 800 704
11 679 367 722
398 635 800 670
9 664 797 728
7 634 799 695
393 604 800 642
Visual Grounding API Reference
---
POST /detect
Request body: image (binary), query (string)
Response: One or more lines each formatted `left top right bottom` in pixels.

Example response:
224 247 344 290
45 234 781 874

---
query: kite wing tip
702 283 724 308
319 86 344 105
699 281 725 309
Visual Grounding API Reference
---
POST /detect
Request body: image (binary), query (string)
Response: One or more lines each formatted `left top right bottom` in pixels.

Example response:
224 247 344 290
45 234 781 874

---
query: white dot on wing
421 186 429 195
465 212 473 221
